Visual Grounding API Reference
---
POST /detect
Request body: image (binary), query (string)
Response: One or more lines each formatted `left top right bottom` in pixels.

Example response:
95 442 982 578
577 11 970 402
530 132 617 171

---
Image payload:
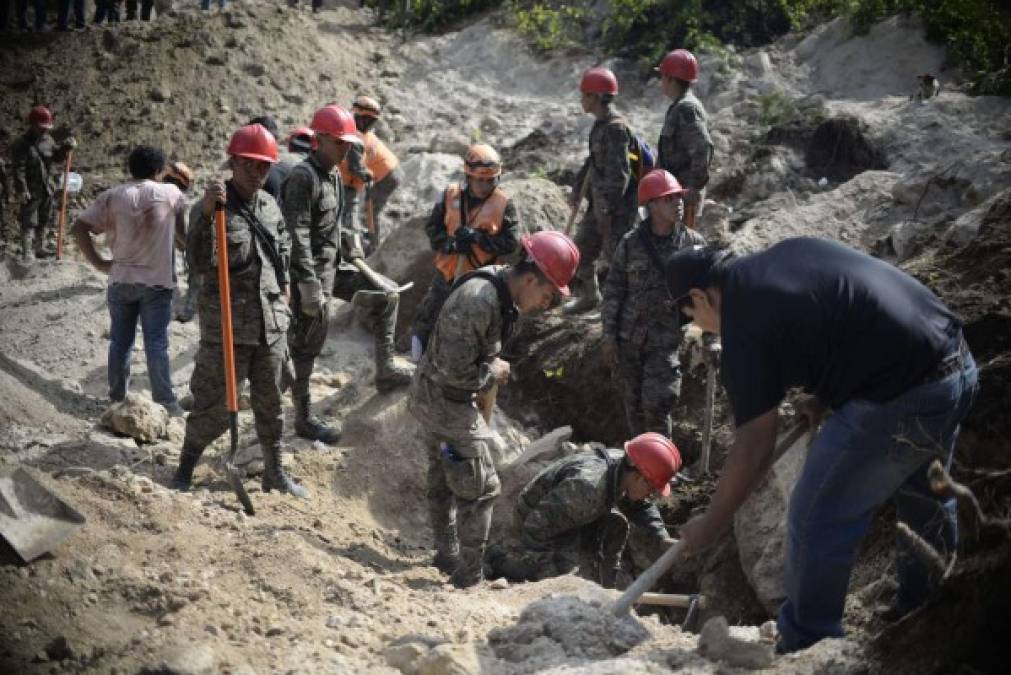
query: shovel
55 150 74 260
214 202 255 516
0 467 86 562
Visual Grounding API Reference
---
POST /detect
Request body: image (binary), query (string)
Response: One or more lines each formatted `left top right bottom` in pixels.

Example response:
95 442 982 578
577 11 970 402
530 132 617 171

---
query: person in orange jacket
339 95 402 253
409 144 520 359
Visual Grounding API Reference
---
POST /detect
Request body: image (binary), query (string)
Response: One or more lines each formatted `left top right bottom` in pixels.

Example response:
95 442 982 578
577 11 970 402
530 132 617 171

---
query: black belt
441 384 476 403
915 335 969 386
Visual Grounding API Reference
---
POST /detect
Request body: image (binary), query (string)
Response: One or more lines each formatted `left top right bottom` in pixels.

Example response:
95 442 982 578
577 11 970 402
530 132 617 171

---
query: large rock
415 643 481 675
100 393 169 444
733 429 809 613
698 616 775 669
141 642 216 675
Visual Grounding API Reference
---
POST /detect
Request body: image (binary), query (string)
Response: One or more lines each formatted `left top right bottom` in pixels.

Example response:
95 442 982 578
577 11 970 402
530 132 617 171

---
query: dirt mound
488 594 651 667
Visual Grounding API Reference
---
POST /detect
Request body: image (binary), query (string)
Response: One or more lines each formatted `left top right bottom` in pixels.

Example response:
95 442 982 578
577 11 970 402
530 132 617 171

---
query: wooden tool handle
56 151 73 260
214 203 238 414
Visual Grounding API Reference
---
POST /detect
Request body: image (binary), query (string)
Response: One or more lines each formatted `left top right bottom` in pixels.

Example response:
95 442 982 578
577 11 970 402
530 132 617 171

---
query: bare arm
679 407 779 554
71 218 112 275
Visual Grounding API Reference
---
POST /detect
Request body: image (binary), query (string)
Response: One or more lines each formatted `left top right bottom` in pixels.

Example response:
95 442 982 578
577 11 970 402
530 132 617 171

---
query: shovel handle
564 173 590 236
699 361 717 475
214 203 239 414
636 592 707 609
612 538 687 615
56 150 73 260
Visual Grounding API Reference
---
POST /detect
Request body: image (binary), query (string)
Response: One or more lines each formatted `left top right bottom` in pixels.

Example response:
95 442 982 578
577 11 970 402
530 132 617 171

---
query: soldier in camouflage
10 105 76 262
657 49 714 228
563 67 638 314
171 124 307 499
283 105 414 445
409 231 579 588
486 433 681 588
602 169 706 439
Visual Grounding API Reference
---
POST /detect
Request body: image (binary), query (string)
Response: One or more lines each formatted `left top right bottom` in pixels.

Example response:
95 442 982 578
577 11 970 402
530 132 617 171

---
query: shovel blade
0 467 86 562
225 463 255 516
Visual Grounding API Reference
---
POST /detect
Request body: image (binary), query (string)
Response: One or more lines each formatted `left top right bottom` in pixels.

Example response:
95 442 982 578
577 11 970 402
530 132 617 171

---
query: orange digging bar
56 150 73 260
214 203 239 414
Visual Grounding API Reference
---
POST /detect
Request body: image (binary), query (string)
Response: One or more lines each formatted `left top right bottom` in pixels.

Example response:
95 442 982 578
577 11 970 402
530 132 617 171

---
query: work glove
297 279 324 318
453 227 478 252
64 136 78 150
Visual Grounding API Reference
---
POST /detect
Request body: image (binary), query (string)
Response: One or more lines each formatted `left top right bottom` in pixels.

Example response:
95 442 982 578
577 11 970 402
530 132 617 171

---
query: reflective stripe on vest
433 185 508 282
340 131 400 190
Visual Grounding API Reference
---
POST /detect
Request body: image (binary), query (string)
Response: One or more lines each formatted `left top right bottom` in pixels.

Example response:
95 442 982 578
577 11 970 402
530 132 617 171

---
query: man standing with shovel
409 231 579 588
170 124 307 500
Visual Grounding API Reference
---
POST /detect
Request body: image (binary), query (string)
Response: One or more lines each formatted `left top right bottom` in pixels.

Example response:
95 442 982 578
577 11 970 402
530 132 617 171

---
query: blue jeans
200 0 225 9
107 283 177 406
777 346 978 652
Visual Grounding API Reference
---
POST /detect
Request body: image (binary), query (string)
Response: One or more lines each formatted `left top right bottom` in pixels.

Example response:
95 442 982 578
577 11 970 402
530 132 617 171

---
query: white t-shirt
78 179 185 288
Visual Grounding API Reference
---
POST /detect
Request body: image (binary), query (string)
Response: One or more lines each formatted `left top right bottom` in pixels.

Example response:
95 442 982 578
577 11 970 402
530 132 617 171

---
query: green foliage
513 2 585 51
757 90 797 128
364 0 1010 95
363 0 500 32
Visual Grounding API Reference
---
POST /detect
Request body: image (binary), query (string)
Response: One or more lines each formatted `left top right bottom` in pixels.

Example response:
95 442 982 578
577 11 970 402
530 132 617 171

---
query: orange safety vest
433 185 509 282
341 130 399 191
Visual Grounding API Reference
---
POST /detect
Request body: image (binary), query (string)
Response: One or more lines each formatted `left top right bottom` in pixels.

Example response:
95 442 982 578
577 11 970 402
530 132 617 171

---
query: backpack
628 134 656 182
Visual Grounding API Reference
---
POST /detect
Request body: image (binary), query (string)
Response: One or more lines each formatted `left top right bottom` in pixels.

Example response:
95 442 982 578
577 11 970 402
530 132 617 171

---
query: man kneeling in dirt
408 231 579 588
669 240 978 652
487 433 680 588
170 124 307 499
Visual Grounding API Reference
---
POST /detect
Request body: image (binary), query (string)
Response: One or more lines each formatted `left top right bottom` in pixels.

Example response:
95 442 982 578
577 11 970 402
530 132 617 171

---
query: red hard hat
580 67 619 95
625 432 682 497
521 231 580 297
227 124 279 163
287 126 315 152
28 105 54 130
310 105 363 146
659 49 699 82
638 169 686 206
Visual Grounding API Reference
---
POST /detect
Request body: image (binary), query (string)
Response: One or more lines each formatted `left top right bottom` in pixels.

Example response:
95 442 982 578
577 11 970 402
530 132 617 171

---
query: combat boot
170 443 204 491
19 232 34 263
450 547 485 589
561 271 601 314
433 526 461 576
293 394 342 445
373 295 416 393
175 288 196 323
261 443 310 499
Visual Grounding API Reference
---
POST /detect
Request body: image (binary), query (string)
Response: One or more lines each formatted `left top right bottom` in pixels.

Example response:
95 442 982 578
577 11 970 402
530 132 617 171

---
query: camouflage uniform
10 128 72 257
282 153 411 429
177 183 295 489
411 186 519 351
487 448 671 587
408 267 513 587
570 113 637 301
658 90 714 219
602 218 706 438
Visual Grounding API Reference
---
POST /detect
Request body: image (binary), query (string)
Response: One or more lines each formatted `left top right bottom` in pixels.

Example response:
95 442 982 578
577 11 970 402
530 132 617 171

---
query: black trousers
16 0 46 29
57 0 85 28
125 0 153 20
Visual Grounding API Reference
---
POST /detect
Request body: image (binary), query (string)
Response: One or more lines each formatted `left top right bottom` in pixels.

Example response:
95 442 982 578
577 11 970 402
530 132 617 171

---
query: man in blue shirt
667 238 977 652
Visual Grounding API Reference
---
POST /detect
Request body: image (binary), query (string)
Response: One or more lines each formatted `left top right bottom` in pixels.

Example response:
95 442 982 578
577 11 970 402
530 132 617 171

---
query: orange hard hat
352 95 381 119
520 231 580 297
464 144 502 179
310 105 363 146
625 432 682 497
658 49 699 82
28 105 54 130
638 169 686 206
227 124 279 163
165 161 195 191
580 67 619 95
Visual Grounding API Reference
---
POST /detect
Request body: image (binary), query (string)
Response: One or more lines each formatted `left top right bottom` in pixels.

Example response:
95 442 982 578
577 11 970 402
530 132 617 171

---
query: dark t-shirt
720 237 960 426
263 164 288 201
